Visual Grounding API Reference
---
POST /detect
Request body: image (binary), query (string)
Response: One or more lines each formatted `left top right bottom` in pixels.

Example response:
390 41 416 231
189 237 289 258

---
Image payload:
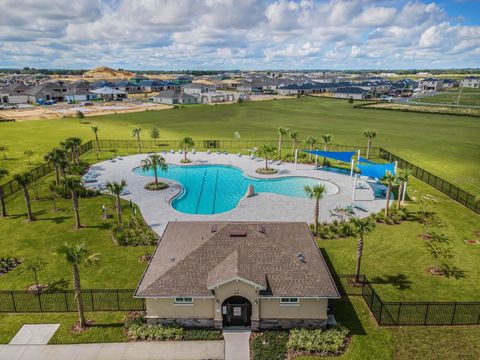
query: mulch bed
70 319 94 334
285 335 352 359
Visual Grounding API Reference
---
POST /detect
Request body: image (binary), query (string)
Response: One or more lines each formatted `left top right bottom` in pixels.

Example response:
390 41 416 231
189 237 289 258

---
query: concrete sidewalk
0 341 225 360
223 330 251 360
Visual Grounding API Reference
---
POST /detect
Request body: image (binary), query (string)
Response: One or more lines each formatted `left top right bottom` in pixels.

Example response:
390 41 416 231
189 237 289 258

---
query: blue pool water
133 164 336 214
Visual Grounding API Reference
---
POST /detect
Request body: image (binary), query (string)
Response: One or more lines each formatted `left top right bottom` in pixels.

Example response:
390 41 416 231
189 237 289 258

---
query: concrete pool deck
85 152 388 236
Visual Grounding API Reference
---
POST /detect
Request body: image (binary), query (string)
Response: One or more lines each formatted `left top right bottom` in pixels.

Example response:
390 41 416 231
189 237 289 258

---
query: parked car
44 100 56 105
0 104 18 110
81 101 94 106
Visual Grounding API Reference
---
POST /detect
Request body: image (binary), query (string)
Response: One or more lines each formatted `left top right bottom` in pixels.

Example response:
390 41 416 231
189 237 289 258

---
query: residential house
90 86 127 100
152 90 198 105
23 82 69 103
135 222 340 330
418 78 444 91
333 87 371 100
139 80 179 92
461 76 480 88
219 79 241 89
64 89 100 103
0 83 30 104
442 79 459 89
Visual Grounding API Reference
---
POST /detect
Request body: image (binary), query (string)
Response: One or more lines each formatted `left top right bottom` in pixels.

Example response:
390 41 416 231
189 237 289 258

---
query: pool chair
352 202 368 212
249 155 255 160
356 181 369 189
268 159 274 164
192 149 196 154
170 149 174 154
216 150 221 155
276 160 283 165
207 150 211 154
162 150 167 154
237 153 242 157
223 150 228 155
120 188 131 196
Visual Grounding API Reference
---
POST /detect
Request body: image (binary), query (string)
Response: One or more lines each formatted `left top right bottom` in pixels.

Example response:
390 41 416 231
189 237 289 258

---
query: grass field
0 97 479 194
418 91 480 106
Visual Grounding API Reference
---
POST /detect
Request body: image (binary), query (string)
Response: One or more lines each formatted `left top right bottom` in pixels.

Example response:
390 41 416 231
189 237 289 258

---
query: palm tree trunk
54 166 60 185
137 136 141 153
0 191 7 217
309 146 312 161
355 236 364 283
95 134 100 152
314 198 319 229
397 182 403 209
72 264 86 328
385 185 391 217
184 149 187 162
23 187 33 221
72 190 81 229
278 135 282 158
116 195 122 224
154 168 158 186
366 139 372 159
292 140 296 156
265 157 268 171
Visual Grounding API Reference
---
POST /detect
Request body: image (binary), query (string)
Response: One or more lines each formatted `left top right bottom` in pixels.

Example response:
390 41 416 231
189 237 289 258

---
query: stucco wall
213 280 260 322
146 298 215 318
259 298 328 319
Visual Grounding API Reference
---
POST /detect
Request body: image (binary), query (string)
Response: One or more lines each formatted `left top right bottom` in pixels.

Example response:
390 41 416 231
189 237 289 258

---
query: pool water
133 164 336 214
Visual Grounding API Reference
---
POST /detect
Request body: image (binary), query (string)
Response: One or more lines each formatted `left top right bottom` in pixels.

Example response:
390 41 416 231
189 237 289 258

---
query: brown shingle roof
135 222 339 298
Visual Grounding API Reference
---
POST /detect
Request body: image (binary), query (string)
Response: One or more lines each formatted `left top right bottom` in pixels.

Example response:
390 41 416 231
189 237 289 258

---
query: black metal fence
334 275 480 326
0 289 144 313
379 148 479 214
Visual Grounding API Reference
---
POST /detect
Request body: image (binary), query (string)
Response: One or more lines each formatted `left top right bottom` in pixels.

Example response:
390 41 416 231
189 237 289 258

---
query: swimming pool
133 164 337 214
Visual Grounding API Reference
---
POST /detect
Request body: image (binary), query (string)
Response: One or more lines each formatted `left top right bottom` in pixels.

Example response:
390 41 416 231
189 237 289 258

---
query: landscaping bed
144 181 169 191
256 167 278 174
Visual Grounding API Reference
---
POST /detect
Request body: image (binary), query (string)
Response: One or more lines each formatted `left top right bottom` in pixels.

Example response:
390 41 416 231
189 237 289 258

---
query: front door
222 296 251 327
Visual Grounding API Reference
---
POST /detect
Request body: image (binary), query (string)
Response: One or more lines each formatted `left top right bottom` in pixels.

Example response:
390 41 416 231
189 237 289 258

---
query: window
174 297 193 305
280 297 299 305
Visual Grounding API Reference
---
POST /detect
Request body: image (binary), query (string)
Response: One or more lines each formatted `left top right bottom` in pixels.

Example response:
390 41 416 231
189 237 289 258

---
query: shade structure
357 162 396 179
358 157 376 164
303 150 356 163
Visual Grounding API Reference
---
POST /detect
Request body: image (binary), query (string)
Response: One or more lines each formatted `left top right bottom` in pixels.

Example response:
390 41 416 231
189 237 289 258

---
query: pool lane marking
195 169 208 214
211 169 220 214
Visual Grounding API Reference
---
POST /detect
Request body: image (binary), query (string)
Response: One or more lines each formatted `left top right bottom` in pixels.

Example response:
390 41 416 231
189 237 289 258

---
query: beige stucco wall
259 298 328 319
146 298 215 318
213 280 260 321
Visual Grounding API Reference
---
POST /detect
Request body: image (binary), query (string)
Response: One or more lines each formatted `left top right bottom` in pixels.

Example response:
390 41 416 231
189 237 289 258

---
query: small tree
179 137 195 162
363 129 377 159
24 150 35 165
256 144 276 171
425 235 455 276
13 172 34 221
290 130 299 156
91 126 100 153
396 169 411 209
76 110 85 123
0 146 8 160
57 242 99 329
380 172 399 217
141 154 168 187
150 127 160 146
48 183 60 212
277 127 289 158
304 184 327 230
0 168 9 217
64 176 83 229
348 96 354 104
304 137 317 162
24 257 47 292
351 217 376 283
44 148 68 185
321 134 333 165
106 180 127 224
132 128 142 153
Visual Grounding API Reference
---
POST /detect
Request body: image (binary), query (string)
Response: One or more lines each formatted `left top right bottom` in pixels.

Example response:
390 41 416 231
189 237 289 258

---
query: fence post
397 302 402 325
370 288 375 310
116 290 120 310
37 292 43 312
451 302 457 325
64 291 69 312
11 291 16 312
378 301 383 324
91 289 95 311
424 302 430 325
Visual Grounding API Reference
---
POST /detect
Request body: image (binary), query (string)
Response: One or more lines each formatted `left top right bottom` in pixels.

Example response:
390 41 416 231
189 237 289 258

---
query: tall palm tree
91 126 100 152
44 148 68 185
396 169 411 209
57 242 99 329
277 127 289 158
0 168 9 217
132 128 142 153
140 154 168 186
179 137 195 162
106 180 127 224
381 172 398 217
351 217 376 283
290 130 299 156
64 176 83 229
150 127 160 146
321 134 333 165
257 144 276 171
304 136 317 162
62 137 82 165
363 129 377 160
304 184 327 229
13 173 34 221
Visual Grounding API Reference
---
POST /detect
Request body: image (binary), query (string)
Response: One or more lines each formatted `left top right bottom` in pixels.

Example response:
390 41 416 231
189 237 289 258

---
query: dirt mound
83 66 134 79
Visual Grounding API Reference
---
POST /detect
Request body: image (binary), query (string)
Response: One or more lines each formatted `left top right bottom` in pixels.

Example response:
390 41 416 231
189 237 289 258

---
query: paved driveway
223 330 251 360
0 341 225 360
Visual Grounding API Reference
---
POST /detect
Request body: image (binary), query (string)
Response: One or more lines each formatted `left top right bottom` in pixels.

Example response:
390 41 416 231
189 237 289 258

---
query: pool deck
86 152 389 236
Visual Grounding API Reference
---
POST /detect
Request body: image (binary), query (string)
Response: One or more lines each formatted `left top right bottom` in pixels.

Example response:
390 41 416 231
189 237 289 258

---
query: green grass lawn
0 97 479 193
418 92 480 106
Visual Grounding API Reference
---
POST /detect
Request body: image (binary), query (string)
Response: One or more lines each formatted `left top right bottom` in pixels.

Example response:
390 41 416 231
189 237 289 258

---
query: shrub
144 182 169 191
49 181 98 199
251 331 288 360
112 217 158 246
255 168 278 175
183 329 223 341
0 257 21 274
287 327 349 355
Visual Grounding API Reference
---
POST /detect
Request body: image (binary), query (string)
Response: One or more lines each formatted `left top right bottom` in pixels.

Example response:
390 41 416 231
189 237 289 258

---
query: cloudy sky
0 0 479 70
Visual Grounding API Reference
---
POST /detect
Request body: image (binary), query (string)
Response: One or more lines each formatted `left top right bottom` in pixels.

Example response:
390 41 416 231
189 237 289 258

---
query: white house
152 90 198 105
461 76 480 89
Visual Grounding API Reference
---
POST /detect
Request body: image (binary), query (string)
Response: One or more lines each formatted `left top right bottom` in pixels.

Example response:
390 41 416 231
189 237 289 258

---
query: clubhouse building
135 222 340 330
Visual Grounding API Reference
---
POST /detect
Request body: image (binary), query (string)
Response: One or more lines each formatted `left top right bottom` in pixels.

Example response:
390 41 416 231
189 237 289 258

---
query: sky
0 0 479 70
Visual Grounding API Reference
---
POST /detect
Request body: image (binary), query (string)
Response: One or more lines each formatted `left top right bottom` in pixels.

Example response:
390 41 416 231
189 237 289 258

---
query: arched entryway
222 296 252 327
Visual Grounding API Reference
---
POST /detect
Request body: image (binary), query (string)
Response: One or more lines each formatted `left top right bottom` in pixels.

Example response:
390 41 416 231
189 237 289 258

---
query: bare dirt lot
0 101 171 122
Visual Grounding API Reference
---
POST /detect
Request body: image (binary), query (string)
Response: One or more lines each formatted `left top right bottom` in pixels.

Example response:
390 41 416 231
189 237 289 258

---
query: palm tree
132 128 142 153
64 176 83 229
44 148 67 185
351 217 376 283
13 173 34 221
150 127 160 146
91 126 100 152
290 130 299 156
24 150 35 165
277 127 289 158
363 129 377 159
179 137 194 162
304 184 327 229
140 154 168 186
57 242 99 329
321 134 333 165
62 137 82 165
304 137 317 162
257 144 276 171
396 169 411 209
0 168 9 217
381 172 398 217
106 180 127 224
